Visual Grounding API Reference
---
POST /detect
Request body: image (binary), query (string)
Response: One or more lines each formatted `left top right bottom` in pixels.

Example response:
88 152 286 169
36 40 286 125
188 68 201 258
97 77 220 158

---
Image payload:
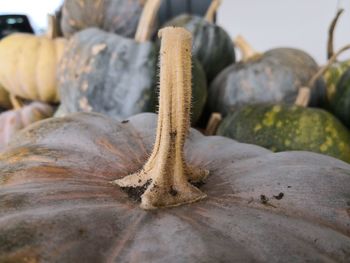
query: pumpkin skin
0 112 350 262
329 68 350 128
0 102 54 150
61 0 144 38
58 28 207 124
217 103 350 163
0 33 66 103
0 84 11 109
165 14 236 82
209 48 325 116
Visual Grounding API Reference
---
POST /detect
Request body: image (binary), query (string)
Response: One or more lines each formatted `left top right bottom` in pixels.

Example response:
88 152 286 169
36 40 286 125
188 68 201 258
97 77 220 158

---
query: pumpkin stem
327 9 344 60
113 27 208 210
295 43 350 107
205 0 222 23
9 94 24 110
205 112 222 135
134 0 162 42
46 14 59 39
234 35 261 61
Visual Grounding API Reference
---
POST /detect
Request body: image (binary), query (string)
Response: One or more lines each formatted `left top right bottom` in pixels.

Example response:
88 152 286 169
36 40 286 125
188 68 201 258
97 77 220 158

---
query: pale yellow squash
0 33 66 103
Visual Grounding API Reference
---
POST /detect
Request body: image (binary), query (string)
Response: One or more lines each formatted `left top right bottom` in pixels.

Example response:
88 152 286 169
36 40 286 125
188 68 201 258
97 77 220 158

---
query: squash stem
234 35 262 61
9 94 24 110
295 44 350 107
327 9 344 60
134 0 162 43
46 14 59 39
205 0 222 23
113 27 208 210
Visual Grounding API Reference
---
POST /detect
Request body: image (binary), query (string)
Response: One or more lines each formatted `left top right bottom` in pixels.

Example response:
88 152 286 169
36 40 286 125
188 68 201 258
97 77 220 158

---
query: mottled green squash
217 104 350 163
165 14 235 82
324 8 350 106
329 68 350 128
61 0 144 38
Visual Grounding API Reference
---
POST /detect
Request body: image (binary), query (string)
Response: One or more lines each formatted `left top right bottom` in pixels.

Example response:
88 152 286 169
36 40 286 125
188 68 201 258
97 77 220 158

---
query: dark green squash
217 103 350 163
323 9 350 106
61 0 144 38
165 0 235 82
58 0 207 124
329 68 350 128
209 36 325 116
1 28 350 262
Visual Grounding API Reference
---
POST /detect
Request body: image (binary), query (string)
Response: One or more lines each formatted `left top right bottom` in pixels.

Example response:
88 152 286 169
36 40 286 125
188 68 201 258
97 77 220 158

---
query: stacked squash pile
0 1 350 262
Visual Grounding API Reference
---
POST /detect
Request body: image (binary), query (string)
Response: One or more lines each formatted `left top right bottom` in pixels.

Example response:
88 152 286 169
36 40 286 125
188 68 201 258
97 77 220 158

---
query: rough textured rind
217 103 350 163
0 112 349 262
329 68 350 128
61 0 144 38
165 14 236 82
58 28 207 124
209 48 325 116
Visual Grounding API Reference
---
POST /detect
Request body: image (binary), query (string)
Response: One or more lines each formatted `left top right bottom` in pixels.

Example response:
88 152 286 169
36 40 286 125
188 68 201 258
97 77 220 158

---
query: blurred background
0 0 349 63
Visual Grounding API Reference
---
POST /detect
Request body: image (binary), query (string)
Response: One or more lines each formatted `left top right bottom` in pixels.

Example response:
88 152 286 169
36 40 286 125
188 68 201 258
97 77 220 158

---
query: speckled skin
209 48 325 116
59 28 157 120
329 68 350 128
0 112 350 262
58 28 207 124
324 61 350 107
217 104 350 163
165 14 236 82
61 0 144 38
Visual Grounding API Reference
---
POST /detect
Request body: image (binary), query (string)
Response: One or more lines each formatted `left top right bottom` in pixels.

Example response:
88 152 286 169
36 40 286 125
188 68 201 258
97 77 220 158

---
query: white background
0 0 349 64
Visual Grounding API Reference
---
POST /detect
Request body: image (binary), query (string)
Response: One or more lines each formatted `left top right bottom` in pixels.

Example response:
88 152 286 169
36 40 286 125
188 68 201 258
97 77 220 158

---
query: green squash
217 103 350 163
61 0 144 38
165 14 235 82
329 68 350 128
209 36 325 116
324 8 350 106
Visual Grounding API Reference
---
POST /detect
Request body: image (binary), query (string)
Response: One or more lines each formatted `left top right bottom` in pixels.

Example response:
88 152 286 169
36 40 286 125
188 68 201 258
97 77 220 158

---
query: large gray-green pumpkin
165 14 235 82
0 112 350 262
217 103 350 163
329 68 350 128
58 28 207 123
209 48 325 116
61 0 144 38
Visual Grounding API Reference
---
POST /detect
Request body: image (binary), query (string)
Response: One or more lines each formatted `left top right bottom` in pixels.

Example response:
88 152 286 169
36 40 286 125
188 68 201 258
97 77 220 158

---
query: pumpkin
61 0 144 38
1 27 350 262
217 103 350 163
165 0 235 82
0 16 66 103
0 84 11 109
209 36 325 116
329 68 350 128
324 9 350 105
0 100 54 150
58 0 207 124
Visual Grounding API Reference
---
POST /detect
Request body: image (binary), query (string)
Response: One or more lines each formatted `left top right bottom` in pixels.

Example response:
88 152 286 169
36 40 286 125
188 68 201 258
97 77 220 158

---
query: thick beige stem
295 44 350 107
134 0 162 42
9 94 23 110
113 27 208 210
46 14 58 39
205 0 222 23
234 35 261 61
327 9 344 59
